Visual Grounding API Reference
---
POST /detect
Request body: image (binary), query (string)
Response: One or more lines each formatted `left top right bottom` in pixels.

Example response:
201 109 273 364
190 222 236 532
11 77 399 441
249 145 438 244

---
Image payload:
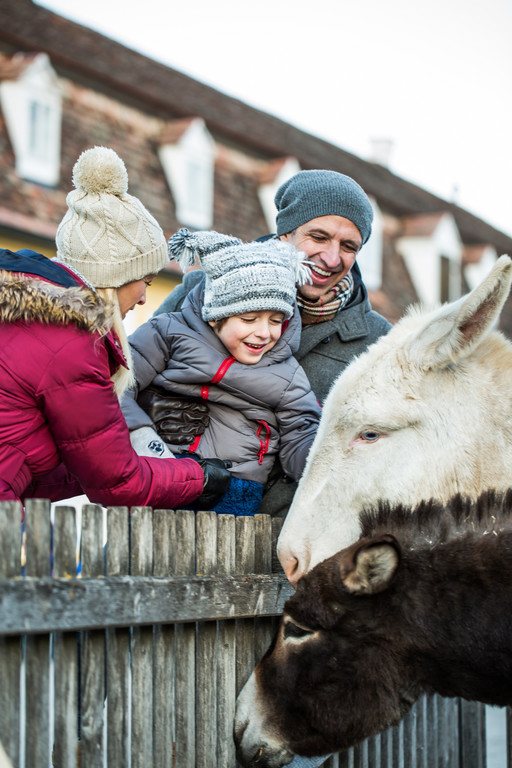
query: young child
121 228 321 516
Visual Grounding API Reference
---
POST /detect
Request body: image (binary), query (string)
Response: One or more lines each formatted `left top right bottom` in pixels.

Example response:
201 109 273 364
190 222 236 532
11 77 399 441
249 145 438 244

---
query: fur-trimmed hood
0 269 113 333
0 271 113 332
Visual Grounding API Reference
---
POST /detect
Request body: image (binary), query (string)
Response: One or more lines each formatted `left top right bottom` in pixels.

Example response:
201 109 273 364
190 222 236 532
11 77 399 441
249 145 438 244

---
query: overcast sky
38 0 512 238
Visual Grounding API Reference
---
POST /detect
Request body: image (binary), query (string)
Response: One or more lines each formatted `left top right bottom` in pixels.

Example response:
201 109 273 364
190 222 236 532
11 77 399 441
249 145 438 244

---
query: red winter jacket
0 251 204 507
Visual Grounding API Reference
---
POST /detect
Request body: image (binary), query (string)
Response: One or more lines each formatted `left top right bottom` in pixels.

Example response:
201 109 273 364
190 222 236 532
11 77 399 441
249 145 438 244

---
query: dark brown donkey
235 491 512 768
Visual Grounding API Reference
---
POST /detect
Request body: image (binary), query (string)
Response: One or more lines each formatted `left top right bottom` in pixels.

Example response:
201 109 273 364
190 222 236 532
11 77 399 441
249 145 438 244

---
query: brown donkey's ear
336 534 400 595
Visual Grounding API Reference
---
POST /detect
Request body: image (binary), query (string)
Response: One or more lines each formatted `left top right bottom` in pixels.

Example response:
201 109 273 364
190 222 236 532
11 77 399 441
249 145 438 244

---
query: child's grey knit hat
56 146 168 288
274 169 373 244
168 228 312 322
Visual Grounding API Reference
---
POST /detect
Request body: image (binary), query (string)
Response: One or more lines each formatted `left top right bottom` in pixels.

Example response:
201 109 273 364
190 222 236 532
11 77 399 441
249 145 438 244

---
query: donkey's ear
337 534 400 595
405 254 512 370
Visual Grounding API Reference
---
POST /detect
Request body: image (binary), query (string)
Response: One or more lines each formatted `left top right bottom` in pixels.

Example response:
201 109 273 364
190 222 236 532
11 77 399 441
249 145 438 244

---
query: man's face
280 215 362 301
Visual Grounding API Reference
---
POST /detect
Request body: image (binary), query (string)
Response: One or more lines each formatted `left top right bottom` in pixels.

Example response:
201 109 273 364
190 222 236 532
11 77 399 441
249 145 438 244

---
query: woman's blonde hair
97 288 135 398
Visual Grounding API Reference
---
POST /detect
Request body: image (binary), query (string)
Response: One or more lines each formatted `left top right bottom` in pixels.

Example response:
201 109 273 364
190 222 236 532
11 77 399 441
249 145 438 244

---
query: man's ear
336 534 400 595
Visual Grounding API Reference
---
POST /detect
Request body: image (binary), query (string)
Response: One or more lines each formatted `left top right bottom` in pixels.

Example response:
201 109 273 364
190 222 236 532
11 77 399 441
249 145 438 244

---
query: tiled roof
0 50 38 79
159 118 199 146
400 213 446 238
1 0 512 254
463 244 493 265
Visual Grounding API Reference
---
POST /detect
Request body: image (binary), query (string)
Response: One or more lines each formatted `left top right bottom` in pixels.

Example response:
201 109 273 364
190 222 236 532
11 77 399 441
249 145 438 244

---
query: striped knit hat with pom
56 146 168 288
168 228 312 322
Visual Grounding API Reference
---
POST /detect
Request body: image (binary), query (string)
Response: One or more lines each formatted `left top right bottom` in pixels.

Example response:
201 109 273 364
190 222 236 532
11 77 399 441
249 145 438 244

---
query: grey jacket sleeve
120 316 173 431
275 366 321 481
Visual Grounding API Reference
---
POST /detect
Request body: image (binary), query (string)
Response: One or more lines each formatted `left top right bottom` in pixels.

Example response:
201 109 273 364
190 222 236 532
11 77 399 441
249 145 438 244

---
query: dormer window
357 197 383 290
30 100 52 160
0 53 62 186
396 212 463 305
258 157 301 233
159 118 216 230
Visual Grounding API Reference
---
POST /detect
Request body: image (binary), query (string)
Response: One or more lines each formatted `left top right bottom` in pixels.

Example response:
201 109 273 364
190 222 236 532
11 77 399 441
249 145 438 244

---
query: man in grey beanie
269 169 389 404
153 168 391 516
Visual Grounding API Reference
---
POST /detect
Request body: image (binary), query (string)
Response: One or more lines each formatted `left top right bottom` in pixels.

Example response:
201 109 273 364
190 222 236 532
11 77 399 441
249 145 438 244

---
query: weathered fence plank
0 502 22 768
52 505 79 768
106 505 130 768
438 696 459 768
355 738 369 768
79 504 105 768
379 728 392 768
152 507 175 768
174 509 196 768
367 733 379 768
24 498 51 768
415 695 427 768
459 699 486 768
131 506 154 768
216 513 236 767
196 511 218 768
507 707 512 765
253 514 276 663
0 574 293 634
403 702 418 768
425 695 439 767
235 516 256 697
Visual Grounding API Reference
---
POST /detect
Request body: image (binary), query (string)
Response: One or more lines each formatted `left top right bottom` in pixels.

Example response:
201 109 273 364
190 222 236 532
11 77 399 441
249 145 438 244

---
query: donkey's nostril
278 538 311 586
282 555 304 587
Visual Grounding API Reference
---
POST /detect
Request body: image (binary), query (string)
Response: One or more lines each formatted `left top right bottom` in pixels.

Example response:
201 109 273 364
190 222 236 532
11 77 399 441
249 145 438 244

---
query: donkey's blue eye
361 431 380 442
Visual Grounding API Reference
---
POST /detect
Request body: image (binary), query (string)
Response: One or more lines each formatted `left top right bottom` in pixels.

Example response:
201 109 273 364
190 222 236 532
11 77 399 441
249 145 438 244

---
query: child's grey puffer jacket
121 278 321 484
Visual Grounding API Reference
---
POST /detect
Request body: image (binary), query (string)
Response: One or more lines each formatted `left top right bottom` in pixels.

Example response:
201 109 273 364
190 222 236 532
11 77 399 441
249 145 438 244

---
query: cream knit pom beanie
56 146 168 288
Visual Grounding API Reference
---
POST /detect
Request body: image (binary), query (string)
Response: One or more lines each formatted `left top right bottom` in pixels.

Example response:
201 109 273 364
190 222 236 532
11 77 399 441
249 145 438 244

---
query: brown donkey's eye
284 621 313 640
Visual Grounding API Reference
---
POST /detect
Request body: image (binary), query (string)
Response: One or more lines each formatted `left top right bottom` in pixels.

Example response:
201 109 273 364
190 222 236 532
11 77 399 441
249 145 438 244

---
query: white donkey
278 254 512 585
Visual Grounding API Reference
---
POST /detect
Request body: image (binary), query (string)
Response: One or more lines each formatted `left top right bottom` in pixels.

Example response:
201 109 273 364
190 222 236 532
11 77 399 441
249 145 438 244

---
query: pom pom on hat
169 228 242 272
168 227 197 270
72 146 129 196
56 146 168 289
168 227 311 322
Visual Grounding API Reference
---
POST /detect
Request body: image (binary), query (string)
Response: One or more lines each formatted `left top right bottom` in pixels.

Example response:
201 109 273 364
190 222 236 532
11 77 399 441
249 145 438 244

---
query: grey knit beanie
168 228 312 322
56 146 168 288
275 169 373 244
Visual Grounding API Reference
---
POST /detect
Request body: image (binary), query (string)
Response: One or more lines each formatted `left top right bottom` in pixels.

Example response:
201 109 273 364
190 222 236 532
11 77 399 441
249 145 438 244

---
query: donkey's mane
359 489 512 547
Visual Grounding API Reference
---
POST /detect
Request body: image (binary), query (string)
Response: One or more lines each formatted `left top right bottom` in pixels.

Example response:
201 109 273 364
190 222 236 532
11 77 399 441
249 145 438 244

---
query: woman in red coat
0 146 230 509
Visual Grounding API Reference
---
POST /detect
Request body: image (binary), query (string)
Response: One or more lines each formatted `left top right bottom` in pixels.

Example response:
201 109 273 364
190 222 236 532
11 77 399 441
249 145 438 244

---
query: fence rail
0 499 496 767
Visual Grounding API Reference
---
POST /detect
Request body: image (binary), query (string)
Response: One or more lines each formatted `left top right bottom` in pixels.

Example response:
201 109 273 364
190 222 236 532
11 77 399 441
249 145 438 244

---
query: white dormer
159 118 216 230
357 197 383 290
396 212 463 305
0 53 62 186
258 157 301 233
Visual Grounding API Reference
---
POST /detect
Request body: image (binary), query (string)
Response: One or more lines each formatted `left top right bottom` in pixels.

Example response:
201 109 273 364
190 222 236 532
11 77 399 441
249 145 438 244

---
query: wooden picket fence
0 498 502 768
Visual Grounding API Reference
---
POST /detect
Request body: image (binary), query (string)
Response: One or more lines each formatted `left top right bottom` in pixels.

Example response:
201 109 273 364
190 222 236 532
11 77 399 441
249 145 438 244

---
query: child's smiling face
210 310 285 364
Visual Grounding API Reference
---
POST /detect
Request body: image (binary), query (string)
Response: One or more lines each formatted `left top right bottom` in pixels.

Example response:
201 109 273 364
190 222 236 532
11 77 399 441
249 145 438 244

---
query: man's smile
310 264 335 278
